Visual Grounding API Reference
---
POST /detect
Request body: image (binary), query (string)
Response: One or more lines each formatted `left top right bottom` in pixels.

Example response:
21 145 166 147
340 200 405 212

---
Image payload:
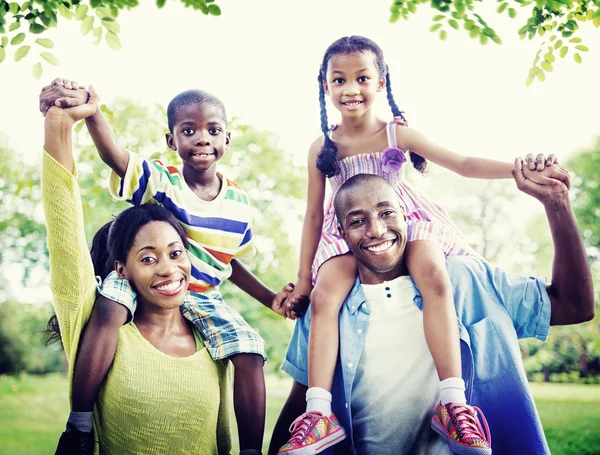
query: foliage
0 300 64 375
0 0 221 79
388 0 600 83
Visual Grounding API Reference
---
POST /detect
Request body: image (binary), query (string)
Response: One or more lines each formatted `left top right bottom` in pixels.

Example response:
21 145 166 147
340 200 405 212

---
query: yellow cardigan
42 150 232 454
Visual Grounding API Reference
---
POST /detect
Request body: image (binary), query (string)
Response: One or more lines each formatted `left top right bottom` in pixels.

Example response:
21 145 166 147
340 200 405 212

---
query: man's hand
513 157 570 204
40 78 91 117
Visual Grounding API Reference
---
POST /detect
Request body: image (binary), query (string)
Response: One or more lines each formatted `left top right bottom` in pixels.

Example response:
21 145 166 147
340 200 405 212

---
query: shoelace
448 404 491 446
287 411 323 443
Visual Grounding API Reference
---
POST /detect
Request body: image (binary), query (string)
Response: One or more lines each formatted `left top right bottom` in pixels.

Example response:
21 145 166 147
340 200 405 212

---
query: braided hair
316 36 427 177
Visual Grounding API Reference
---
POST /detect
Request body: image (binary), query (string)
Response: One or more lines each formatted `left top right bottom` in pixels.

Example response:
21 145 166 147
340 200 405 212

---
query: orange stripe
188 283 214 293
204 247 234 265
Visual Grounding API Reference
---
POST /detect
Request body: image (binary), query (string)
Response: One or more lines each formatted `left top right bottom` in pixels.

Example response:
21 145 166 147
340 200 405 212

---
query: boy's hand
286 294 310 319
522 156 570 189
43 84 99 124
272 283 295 319
40 78 90 117
524 153 558 171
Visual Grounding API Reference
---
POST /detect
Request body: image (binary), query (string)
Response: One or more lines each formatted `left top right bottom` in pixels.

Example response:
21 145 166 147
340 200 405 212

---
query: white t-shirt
350 276 452 455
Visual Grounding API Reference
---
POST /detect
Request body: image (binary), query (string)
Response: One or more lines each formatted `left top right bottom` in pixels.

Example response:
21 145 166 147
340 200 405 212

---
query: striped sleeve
225 180 256 260
109 151 182 206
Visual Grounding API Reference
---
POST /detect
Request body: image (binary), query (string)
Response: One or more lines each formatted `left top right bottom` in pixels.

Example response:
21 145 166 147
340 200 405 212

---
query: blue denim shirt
282 256 552 455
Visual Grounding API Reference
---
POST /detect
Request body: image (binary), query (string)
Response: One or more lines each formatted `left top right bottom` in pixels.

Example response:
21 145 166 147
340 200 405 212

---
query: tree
0 0 222 79
1 0 597 82
389 0 600 84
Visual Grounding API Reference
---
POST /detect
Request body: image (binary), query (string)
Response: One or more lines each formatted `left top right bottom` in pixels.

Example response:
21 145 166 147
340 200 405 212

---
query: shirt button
387 293 392 298
385 287 390 291
351 305 355 310
345 403 349 409
357 329 363 335
347 362 354 368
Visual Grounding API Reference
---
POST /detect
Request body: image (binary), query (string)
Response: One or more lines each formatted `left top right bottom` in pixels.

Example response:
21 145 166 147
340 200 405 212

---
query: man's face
338 182 408 284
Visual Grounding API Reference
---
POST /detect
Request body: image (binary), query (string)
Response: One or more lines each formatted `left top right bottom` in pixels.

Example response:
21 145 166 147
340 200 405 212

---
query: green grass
1 375 599 455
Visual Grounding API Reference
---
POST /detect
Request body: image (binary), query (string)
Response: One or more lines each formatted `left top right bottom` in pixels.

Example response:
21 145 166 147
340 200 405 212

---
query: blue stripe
240 228 253 246
128 160 152 207
191 265 221 286
154 192 249 234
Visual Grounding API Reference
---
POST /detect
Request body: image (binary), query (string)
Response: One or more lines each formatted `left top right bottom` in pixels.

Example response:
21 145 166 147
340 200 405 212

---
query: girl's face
116 221 191 310
324 51 385 119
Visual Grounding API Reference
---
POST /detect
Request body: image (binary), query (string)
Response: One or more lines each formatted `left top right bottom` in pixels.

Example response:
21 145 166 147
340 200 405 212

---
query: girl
43 95 232 454
278 35 565 455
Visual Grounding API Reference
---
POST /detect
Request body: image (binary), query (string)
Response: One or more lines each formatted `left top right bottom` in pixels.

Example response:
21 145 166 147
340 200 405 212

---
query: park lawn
1 374 599 455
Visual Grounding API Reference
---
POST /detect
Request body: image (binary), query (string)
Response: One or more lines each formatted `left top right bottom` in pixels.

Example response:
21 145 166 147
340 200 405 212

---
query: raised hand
40 78 91 117
513 157 570 203
42 84 99 125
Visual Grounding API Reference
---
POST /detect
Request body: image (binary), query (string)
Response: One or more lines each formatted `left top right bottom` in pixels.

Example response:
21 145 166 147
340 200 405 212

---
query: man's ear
337 223 345 238
115 261 128 280
225 131 231 149
166 132 176 151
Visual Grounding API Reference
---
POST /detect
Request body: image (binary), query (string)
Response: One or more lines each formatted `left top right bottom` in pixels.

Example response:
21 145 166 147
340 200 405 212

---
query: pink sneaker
431 401 491 455
277 411 347 455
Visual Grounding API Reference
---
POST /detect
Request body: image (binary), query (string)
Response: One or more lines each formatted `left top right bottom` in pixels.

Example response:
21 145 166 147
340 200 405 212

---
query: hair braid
385 71 427 174
316 73 340 177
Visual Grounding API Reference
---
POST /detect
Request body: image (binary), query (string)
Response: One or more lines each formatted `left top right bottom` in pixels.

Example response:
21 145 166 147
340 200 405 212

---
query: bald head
334 174 398 225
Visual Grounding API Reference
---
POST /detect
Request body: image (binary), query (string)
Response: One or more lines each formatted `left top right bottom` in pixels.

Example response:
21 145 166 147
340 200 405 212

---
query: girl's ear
166 133 176 151
323 79 330 96
377 76 386 92
115 261 128 280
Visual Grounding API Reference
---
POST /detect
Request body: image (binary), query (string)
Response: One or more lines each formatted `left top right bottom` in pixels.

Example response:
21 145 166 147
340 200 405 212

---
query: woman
43 89 231 454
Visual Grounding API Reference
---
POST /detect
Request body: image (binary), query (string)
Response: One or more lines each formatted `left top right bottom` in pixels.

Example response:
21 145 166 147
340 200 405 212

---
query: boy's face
166 102 230 174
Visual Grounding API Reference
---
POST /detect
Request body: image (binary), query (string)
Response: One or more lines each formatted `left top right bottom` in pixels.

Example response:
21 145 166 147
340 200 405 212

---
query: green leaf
29 23 46 34
32 61 42 79
433 14 446 21
528 66 539 77
480 33 489 45
549 35 557 42
491 34 502 44
469 27 479 38
9 21 21 32
40 51 59 65
559 46 568 57
101 18 120 34
105 31 121 51
2 37 7 47
57 4 73 19
208 4 221 16
95 6 112 19
157 0 166 7
75 4 89 20
14 44 30 62
525 76 535 87
544 52 555 62
569 37 582 43
81 15 94 35
8 2 19 15
554 39 562 49
536 69 545 81
497 3 508 13
575 45 589 51
0 46 5 63
508 7 517 18
448 19 459 29
429 23 443 32
35 38 54 48
574 52 582 63
541 60 553 71
594 16 600 27
440 29 448 41
10 32 25 46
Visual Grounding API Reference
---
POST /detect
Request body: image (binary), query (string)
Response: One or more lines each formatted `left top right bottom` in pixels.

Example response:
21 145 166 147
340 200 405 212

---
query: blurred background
0 0 599 453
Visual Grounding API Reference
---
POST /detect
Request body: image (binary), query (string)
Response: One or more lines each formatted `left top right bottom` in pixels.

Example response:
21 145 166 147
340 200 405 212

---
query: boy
41 79 303 455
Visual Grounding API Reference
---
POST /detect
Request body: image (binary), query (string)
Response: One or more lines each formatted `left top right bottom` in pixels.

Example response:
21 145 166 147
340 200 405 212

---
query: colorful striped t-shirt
109 152 255 294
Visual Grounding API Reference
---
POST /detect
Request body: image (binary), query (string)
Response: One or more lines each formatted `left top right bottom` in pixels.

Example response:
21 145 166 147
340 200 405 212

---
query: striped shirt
109 152 255 294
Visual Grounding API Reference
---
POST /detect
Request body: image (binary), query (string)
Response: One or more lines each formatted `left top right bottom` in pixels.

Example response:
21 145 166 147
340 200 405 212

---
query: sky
1 0 599 299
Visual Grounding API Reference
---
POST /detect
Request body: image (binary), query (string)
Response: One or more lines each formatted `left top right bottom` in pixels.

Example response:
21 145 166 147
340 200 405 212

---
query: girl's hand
272 283 295 319
522 160 571 190
524 153 558 171
40 78 91 117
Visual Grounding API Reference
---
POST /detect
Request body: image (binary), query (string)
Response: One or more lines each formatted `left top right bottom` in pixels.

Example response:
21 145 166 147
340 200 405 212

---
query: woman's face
116 221 191 310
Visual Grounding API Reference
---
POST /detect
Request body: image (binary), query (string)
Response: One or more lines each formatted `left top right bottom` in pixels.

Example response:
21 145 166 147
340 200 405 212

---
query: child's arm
40 78 129 178
291 138 328 301
397 125 563 181
229 259 300 318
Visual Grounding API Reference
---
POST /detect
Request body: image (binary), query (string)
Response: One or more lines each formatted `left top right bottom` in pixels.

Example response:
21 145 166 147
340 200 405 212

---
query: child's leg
71 295 128 411
229 353 266 453
405 240 464 401
308 254 357 396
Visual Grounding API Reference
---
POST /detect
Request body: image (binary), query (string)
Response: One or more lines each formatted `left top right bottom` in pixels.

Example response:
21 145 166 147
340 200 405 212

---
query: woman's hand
41 81 99 125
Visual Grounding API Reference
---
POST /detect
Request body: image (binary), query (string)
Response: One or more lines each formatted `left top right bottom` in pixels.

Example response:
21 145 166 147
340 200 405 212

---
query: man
269 160 594 455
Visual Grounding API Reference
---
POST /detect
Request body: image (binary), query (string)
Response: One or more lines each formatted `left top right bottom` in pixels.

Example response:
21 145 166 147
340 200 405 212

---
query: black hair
166 89 227 133
46 204 188 345
333 173 396 221
316 36 427 177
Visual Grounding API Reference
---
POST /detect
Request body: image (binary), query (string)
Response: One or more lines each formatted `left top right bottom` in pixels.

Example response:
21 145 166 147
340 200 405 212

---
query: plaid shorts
98 271 266 361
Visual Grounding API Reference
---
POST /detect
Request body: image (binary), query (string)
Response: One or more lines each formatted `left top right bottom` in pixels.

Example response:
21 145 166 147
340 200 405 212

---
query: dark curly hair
316 35 427 177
